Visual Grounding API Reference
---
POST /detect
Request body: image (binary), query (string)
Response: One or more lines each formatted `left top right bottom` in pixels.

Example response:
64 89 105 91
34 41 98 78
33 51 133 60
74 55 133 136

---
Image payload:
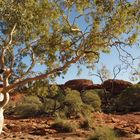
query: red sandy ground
0 112 140 140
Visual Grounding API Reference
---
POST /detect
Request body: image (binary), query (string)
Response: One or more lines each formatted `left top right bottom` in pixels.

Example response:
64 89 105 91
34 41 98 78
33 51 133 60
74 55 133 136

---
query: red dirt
0 113 140 140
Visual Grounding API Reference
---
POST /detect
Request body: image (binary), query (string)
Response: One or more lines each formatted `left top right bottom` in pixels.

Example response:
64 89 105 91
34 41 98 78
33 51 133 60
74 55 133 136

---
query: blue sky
19 1 140 85
1 1 139 85
54 1 140 85
54 45 140 84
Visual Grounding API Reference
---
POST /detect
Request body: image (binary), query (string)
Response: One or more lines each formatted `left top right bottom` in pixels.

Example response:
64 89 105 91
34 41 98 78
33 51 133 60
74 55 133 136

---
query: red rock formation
64 79 93 91
85 84 102 90
102 79 133 94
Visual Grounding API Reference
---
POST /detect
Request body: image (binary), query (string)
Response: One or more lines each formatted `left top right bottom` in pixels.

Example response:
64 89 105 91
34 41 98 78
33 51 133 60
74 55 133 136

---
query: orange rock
64 79 93 91
102 79 133 94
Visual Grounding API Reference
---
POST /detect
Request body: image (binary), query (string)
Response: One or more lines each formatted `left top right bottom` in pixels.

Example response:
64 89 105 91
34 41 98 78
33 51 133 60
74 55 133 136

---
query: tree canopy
0 0 140 93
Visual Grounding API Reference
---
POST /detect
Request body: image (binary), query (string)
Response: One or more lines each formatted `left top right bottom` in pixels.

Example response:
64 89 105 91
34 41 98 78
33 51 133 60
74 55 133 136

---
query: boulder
85 84 102 90
102 79 133 94
64 79 93 91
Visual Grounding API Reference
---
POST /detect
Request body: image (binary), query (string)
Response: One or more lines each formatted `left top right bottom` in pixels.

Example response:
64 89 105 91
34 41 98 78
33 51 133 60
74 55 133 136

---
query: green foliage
0 0 140 88
4 101 16 116
62 89 84 117
42 98 59 114
63 89 96 118
80 104 93 118
87 126 118 140
14 95 43 118
87 89 104 96
27 80 59 97
50 119 76 133
81 90 101 111
26 81 65 114
22 83 95 118
114 84 140 113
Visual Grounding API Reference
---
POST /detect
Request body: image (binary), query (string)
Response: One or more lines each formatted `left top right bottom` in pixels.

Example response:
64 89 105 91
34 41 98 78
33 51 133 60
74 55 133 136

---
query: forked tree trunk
0 92 9 134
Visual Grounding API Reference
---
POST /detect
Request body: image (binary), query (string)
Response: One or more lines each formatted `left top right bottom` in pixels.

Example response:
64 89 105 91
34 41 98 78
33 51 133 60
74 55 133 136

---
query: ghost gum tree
0 0 140 133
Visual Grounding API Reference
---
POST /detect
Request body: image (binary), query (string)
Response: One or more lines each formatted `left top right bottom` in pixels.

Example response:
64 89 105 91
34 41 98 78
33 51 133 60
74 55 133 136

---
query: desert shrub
81 90 101 111
114 84 140 112
63 89 84 117
87 126 118 140
20 82 99 118
4 101 16 116
55 104 93 119
87 89 105 98
26 81 66 115
79 117 93 130
14 95 43 118
50 119 76 132
27 80 62 98
80 104 93 117
54 89 93 118
43 98 61 114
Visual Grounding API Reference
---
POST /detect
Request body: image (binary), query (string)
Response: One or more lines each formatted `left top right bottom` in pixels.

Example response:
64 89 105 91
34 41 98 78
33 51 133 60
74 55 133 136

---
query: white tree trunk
0 92 9 134
0 108 4 134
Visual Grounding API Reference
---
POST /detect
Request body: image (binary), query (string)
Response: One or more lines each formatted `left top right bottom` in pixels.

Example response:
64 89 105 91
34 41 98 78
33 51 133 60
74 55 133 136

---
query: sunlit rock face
64 79 93 91
102 79 133 94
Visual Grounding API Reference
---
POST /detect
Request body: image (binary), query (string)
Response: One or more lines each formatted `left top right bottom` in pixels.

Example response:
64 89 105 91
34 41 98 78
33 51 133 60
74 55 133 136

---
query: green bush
88 89 105 97
43 98 61 114
81 90 101 111
87 126 118 140
50 119 76 132
114 84 140 112
54 89 93 118
15 95 43 118
80 104 93 117
4 101 16 116
18 82 102 118
63 90 84 117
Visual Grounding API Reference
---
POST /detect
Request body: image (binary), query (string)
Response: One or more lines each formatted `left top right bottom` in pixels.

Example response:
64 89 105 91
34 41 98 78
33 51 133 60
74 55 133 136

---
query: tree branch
0 48 6 70
14 45 36 83
2 53 85 93
6 23 17 46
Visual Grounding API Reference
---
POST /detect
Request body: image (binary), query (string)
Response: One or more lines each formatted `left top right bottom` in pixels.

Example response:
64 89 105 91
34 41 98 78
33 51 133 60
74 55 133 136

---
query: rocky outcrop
63 79 133 93
85 84 102 90
102 79 133 94
64 79 93 91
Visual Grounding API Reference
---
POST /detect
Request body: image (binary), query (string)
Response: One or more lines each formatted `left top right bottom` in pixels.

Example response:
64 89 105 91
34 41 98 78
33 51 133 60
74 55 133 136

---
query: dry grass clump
87 126 118 140
50 119 77 133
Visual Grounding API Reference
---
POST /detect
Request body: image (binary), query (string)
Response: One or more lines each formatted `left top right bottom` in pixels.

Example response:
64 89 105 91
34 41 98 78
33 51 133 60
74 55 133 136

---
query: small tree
91 64 127 109
0 0 140 133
